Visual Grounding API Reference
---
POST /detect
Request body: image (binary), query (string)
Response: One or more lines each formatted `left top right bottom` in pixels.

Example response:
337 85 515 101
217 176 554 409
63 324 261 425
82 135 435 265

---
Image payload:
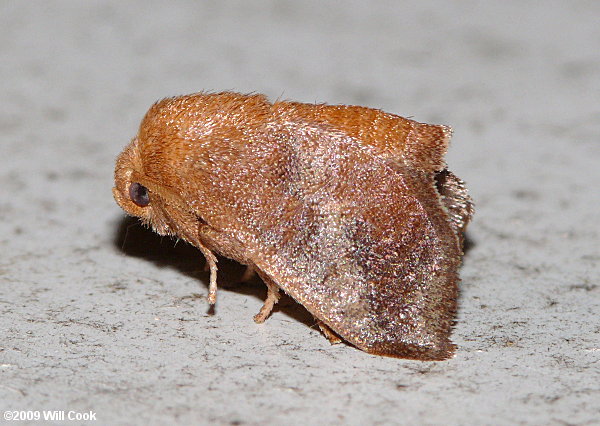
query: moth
113 92 473 360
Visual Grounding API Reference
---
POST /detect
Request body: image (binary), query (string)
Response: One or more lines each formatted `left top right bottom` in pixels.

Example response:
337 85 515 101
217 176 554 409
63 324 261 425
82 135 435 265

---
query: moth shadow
113 216 315 328
463 232 476 256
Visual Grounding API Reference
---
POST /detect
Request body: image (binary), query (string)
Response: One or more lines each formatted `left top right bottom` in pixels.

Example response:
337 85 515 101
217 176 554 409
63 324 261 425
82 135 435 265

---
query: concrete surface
1 1 599 425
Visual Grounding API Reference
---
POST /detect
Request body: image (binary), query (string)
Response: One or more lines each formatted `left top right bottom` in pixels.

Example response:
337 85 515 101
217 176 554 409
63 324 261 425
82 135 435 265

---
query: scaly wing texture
282 101 451 173
247 117 462 360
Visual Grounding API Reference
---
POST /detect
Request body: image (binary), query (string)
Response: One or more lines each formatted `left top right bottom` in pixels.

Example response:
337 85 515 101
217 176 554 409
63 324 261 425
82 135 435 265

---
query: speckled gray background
1 1 599 425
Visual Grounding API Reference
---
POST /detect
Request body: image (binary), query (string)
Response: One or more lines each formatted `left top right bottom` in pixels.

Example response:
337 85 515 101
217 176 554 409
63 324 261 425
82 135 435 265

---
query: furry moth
113 92 473 360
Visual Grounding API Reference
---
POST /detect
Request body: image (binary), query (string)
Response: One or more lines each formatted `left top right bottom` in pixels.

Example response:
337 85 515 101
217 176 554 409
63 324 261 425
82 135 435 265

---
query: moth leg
253 278 280 323
194 224 220 305
197 244 218 305
317 320 343 345
240 265 256 282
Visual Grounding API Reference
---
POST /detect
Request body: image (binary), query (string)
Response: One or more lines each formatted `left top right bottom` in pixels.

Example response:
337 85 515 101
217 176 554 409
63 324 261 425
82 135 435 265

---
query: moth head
113 138 193 239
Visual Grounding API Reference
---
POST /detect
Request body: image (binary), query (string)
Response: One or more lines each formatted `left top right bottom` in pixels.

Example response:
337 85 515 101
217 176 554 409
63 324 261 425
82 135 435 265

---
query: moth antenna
121 221 139 251
275 90 285 103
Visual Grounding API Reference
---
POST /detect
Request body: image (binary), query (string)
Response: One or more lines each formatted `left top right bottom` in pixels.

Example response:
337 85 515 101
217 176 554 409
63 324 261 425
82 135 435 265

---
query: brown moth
113 92 473 360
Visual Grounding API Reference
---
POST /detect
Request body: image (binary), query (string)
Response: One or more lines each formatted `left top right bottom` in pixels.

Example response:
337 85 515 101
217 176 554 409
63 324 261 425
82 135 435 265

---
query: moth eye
129 182 150 207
